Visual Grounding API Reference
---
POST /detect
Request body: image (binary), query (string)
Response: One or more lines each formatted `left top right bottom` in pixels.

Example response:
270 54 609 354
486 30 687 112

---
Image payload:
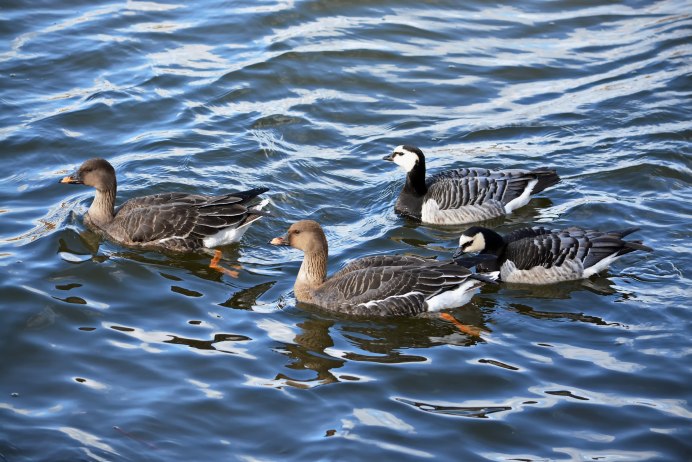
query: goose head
270 220 328 255
453 226 504 259
60 158 117 192
382 145 425 174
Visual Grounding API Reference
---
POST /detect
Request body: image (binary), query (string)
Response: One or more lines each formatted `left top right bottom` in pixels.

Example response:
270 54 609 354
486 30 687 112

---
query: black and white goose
270 220 496 317
453 225 652 284
60 158 269 275
383 145 560 225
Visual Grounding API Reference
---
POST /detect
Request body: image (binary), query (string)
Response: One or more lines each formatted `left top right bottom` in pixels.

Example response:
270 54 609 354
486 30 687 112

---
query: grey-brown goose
270 220 495 317
453 225 652 284
383 145 560 224
60 158 268 275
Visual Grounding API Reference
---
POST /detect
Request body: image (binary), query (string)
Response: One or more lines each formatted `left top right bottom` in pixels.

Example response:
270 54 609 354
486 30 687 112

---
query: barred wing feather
315 264 475 316
427 168 542 210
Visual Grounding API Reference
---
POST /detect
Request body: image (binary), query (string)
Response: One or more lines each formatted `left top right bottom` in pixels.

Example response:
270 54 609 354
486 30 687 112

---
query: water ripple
0 0 690 460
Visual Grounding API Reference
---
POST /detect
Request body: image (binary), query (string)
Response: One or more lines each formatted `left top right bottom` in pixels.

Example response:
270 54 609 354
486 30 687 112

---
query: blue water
1 0 690 460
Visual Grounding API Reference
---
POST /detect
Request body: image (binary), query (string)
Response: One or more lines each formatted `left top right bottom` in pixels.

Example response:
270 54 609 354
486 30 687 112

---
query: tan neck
87 188 116 228
294 249 328 303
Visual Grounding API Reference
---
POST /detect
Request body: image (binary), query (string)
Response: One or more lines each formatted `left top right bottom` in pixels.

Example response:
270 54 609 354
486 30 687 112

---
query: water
1 0 690 460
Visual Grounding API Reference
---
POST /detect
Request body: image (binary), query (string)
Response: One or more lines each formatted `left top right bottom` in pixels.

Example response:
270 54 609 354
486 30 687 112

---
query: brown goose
60 158 268 275
270 220 495 317
383 145 560 224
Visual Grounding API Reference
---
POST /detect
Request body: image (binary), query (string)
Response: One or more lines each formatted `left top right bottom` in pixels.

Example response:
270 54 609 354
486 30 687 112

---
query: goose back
313 261 482 317
103 189 268 252
419 168 557 224
500 226 651 283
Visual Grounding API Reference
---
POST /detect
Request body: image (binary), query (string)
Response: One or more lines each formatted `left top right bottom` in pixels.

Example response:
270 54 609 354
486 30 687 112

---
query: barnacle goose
383 145 560 225
453 225 652 284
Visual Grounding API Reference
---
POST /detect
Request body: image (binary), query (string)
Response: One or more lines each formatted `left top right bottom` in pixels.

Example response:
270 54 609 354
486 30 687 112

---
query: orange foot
440 312 483 337
209 249 241 278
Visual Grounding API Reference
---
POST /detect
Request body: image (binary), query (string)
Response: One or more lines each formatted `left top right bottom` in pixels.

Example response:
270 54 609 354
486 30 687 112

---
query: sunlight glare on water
0 0 690 460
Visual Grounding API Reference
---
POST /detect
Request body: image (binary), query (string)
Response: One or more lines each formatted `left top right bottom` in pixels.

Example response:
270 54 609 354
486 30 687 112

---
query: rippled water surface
1 0 691 460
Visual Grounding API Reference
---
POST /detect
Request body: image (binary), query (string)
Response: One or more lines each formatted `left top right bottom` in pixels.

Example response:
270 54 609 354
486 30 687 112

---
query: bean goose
60 158 269 276
383 145 560 225
270 220 496 317
453 225 652 284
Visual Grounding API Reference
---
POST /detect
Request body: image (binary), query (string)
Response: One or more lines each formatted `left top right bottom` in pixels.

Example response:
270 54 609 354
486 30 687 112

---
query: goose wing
566 227 651 269
503 226 554 243
505 227 642 270
114 188 268 245
426 168 543 210
331 255 436 279
316 263 476 316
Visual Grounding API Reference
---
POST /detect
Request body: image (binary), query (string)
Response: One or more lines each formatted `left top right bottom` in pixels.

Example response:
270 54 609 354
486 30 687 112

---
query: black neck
482 229 507 255
404 162 427 197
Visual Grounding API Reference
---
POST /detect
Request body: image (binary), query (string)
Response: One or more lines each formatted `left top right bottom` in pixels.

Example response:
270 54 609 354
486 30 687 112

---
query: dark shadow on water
508 302 615 326
478 276 624 326
273 317 346 389
265 275 627 390
500 277 618 299
164 333 252 352
56 228 251 282
254 300 496 389
220 281 276 310
395 397 511 419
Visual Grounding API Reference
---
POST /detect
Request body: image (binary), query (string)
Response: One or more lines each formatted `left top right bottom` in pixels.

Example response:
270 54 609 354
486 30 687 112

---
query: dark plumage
270 220 495 317
454 225 653 284
383 145 560 224
60 158 268 253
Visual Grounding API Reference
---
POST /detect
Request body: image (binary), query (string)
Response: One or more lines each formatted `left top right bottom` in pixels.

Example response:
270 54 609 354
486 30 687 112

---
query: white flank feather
202 198 269 248
253 198 270 210
583 253 622 278
504 178 538 213
425 279 482 312
485 271 500 282
203 222 253 247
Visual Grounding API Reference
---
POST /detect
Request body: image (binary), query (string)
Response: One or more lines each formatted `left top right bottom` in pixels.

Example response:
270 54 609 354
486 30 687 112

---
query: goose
60 158 269 276
453 225 652 284
269 220 496 317
383 145 560 225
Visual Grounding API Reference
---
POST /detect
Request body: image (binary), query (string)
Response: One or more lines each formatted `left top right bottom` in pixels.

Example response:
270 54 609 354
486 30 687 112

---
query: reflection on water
1 0 690 460
396 397 511 419
506 299 615 326
165 332 252 352
249 303 497 389
220 281 276 310
56 227 257 283
274 318 345 388
503 276 619 299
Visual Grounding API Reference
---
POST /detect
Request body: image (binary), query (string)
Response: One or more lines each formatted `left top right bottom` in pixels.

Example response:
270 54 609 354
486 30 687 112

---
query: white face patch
391 145 419 173
458 233 486 253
